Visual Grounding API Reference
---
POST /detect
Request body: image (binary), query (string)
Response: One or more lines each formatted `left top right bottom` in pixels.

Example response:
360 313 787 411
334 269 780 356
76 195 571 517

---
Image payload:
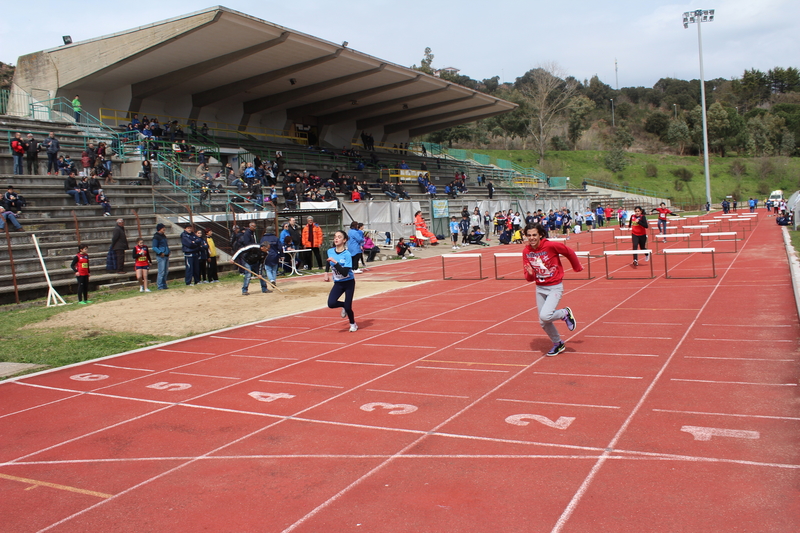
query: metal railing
99 107 309 146
120 137 221 165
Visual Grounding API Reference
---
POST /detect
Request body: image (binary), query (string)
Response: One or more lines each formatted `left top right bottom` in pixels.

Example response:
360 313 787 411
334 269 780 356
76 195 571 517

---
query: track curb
780 226 800 323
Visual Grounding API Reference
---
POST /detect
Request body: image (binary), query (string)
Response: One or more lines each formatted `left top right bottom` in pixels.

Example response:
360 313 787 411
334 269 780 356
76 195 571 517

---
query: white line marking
496 398 620 410
362 344 436 349
577 352 659 358
282 340 348 345
531 372 643 380
254 325 311 329
681 425 759 441
229 354 299 361
156 349 216 356
315 360 395 367
685 356 796 362
415 366 510 373
257 379 344 389
693 338 794 343
454 347 543 352
366 389 469 399
399 331 468 335
168 372 240 380
585 335 672 340
700 323 792 328
671 378 797 387
94 364 154 372
603 322 682 326
209 336 261 341
652 408 800 421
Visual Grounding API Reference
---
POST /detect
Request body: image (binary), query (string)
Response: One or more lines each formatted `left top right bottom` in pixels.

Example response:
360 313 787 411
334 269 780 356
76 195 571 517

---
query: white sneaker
401 256 407 260
353 269 363 274
139 287 144 292
144 289 151 292
409 252 414 256
349 324 358 332
341 308 347 318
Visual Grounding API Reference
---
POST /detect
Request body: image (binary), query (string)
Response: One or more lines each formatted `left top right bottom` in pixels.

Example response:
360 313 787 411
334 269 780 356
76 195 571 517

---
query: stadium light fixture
683 8 715 206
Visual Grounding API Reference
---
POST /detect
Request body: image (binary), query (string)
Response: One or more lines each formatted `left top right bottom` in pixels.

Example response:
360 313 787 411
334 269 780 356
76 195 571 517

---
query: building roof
15 6 516 141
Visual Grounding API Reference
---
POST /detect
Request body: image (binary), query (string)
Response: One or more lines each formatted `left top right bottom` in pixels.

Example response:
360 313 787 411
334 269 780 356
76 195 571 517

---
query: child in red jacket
132 238 152 292
70 244 92 304
522 223 583 356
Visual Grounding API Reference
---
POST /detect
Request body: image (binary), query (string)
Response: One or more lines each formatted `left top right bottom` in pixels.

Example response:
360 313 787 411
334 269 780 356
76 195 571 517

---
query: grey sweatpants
536 282 566 344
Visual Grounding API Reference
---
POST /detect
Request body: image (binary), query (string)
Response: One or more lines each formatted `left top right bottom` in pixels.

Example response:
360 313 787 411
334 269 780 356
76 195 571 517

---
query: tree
567 95 595 149
768 67 800 94
644 111 670 140
705 102 731 155
515 63 580 164
412 47 434 75
731 68 771 113
666 120 691 155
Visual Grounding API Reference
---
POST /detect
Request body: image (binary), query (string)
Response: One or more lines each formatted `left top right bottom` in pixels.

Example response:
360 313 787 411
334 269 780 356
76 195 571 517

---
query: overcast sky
1 0 797 89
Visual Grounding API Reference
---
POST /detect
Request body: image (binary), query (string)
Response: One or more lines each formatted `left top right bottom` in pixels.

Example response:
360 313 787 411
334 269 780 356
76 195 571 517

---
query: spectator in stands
240 221 258 249
111 218 129 274
72 95 81 123
395 182 410 200
487 181 495 199
302 216 324 269
0 206 24 231
275 151 287 176
230 170 246 193
24 134 39 175
381 182 398 199
181 224 201 285
152 223 170 290
80 151 91 177
11 133 25 175
398 160 410 170
356 181 373 201
243 162 257 187
4 186 23 214
65 172 89 205
42 133 60 175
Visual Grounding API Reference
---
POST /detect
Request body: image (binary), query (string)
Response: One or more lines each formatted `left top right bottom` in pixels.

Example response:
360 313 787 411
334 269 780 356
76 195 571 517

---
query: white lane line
693 338 794 343
315 360 395 367
257 379 344 389
455 347 545 352
362 343 436 349
282 340 348 345
496 398 620 410
366 389 470 399
94 364 154 372
254 325 311 329
585 335 672 340
671 378 797 387
577 352 660 358
652 408 800 421
157 349 216 356
701 323 792 328
397 331 466 335
209 336 261 341
685 356 796 362
229 355 299 361
168 372 240 380
415 366 510 373
531 372 643 380
603 322 682 326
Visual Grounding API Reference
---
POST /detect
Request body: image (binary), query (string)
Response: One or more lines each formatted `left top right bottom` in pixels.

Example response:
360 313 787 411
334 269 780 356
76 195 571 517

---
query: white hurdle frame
663 247 716 279
442 253 486 280
603 249 654 279
700 231 739 253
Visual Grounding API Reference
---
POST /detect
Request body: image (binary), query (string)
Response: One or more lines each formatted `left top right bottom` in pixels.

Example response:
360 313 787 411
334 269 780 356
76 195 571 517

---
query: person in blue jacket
324 230 358 332
180 224 201 285
151 223 170 290
347 221 365 273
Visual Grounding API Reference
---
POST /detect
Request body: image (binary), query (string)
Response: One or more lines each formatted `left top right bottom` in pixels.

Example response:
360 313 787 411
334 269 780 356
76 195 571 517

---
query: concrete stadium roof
13 6 516 145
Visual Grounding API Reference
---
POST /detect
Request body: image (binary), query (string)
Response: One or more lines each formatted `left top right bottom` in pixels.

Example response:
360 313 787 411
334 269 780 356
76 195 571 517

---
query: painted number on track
146 382 192 391
249 392 296 403
70 373 109 382
680 425 760 441
505 414 575 430
360 403 418 415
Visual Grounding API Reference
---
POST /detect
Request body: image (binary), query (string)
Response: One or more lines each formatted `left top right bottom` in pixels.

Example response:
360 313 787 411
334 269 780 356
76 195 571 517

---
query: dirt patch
31 279 416 337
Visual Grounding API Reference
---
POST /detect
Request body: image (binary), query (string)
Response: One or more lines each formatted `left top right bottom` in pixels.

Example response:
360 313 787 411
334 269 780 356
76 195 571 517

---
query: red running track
1 212 798 532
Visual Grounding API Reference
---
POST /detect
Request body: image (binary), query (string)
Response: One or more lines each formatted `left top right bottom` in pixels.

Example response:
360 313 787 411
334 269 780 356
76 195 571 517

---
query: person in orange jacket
301 216 325 269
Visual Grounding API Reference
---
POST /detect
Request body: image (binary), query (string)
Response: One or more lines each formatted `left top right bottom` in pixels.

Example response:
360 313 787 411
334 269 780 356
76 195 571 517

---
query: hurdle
590 228 616 244
603 249 654 279
652 232 692 253
494 252 523 280
566 251 593 280
613 235 630 250
682 224 710 234
664 248 716 279
700 231 739 253
442 253 486 280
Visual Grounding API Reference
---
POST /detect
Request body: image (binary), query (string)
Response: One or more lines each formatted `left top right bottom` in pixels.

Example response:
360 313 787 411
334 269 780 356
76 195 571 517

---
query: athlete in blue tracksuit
324 230 358 332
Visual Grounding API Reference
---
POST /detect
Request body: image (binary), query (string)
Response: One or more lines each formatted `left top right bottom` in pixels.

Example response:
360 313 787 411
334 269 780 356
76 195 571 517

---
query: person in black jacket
65 172 89 205
42 132 60 175
180 224 201 285
110 218 129 274
232 242 270 294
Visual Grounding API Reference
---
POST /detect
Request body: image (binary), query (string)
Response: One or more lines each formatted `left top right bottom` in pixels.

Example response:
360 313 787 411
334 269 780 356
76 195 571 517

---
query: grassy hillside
475 149 800 203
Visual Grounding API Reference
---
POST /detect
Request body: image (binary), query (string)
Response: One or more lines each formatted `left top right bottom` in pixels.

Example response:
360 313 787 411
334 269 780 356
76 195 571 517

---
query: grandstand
0 7 668 304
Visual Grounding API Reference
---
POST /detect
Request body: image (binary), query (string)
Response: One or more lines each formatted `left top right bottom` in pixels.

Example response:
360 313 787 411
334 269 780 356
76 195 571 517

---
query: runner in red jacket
522 223 583 356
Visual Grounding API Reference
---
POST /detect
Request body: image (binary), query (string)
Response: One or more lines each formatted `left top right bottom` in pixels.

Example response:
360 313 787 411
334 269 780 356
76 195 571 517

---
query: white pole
31 234 67 306
697 19 712 207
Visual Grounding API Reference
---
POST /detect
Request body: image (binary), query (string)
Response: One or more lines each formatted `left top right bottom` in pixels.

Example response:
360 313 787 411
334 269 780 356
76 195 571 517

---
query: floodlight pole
610 99 615 128
684 9 714 207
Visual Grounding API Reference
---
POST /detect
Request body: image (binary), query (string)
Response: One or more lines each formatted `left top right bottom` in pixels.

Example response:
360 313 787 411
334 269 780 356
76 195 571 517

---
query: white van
769 190 784 203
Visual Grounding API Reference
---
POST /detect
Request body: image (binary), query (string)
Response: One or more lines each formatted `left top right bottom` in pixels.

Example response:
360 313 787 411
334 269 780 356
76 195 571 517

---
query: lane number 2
505 414 575 430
